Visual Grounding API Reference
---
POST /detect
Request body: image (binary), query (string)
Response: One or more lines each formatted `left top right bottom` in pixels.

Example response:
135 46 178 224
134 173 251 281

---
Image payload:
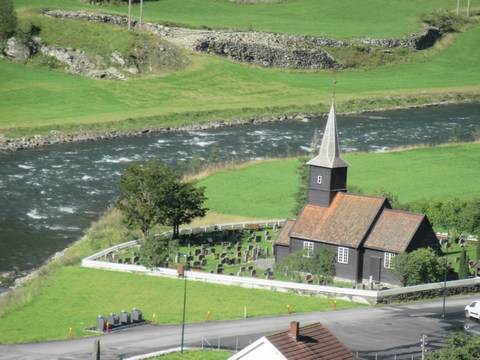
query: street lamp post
181 255 188 353
442 233 449 318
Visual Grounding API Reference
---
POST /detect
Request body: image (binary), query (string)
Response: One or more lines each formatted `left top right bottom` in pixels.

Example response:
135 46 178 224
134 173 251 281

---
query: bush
0 0 17 42
420 10 468 33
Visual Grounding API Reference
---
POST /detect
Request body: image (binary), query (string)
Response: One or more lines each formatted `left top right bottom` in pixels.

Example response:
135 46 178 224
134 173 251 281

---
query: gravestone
195 249 201 256
248 265 253 271
201 259 207 266
255 235 262 243
240 266 246 273
273 223 278 231
133 255 140 263
266 235 272 241
250 269 257 277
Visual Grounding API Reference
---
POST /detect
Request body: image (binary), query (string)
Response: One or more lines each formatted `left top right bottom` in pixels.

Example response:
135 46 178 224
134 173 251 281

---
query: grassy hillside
199 143 480 219
0 1 478 137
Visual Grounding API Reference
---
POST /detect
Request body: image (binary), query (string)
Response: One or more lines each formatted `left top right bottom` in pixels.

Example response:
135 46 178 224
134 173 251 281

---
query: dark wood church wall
289 238 358 281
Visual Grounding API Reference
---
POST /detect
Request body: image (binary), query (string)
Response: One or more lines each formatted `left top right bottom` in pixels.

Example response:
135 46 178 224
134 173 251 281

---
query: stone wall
44 10 441 70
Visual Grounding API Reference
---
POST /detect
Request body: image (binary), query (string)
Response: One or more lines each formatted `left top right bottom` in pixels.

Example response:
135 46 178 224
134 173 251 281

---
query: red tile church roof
364 209 425 252
290 193 387 248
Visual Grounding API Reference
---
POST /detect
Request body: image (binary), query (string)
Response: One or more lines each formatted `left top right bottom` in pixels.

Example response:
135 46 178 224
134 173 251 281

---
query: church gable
290 193 388 248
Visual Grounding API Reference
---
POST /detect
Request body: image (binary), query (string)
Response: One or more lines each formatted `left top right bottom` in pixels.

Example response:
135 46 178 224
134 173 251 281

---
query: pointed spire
307 101 349 168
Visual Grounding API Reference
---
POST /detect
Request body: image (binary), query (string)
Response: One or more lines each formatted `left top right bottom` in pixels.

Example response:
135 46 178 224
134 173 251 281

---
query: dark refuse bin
96 316 107 331
120 310 131 325
107 313 120 327
132 308 142 322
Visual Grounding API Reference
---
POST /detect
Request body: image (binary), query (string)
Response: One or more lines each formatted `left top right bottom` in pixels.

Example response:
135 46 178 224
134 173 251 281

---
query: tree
0 0 17 42
116 160 208 238
139 234 177 269
273 247 336 285
427 332 480 360
390 248 444 286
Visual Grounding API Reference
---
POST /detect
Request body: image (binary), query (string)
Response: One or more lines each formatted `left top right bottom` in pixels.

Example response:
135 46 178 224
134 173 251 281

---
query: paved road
0 295 477 360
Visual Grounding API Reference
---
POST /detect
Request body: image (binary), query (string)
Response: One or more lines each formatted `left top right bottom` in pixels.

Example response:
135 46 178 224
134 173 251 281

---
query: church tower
306 102 349 207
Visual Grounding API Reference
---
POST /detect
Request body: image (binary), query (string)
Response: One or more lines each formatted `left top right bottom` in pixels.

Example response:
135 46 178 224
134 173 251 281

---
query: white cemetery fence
81 220 480 305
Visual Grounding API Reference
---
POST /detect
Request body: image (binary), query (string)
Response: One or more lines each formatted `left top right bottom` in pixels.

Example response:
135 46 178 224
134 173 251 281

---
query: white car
465 301 480 319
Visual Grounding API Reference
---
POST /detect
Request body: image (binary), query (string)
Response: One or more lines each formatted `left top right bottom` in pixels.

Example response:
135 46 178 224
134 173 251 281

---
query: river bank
1 96 479 153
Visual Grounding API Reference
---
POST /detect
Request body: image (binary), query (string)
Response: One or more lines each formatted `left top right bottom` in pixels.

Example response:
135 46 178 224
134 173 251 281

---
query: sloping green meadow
1 0 479 136
199 143 480 219
0 266 362 343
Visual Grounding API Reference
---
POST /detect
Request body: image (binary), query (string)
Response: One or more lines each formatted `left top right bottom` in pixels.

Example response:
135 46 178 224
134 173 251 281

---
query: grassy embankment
0 0 479 138
1 143 479 343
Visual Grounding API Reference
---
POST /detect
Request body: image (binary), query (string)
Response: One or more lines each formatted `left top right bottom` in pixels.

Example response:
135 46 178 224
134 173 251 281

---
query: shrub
420 9 468 33
0 0 17 42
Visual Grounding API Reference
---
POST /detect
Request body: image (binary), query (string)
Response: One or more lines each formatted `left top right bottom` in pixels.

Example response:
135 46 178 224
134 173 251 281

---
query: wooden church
274 102 439 287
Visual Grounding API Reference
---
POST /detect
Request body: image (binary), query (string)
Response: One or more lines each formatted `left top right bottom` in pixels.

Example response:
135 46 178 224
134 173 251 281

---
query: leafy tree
274 248 336 284
427 332 480 360
188 154 202 174
390 248 443 286
116 160 208 239
208 143 221 166
0 0 17 42
308 247 336 284
139 234 178 269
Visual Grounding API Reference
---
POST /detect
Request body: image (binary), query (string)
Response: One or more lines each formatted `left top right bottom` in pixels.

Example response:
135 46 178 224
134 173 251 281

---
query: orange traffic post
106 320 109 334
152 313 156 325
206 309 211 322
334 299 337 311
244 306 247 319
287 304 291 315
69 326 73 339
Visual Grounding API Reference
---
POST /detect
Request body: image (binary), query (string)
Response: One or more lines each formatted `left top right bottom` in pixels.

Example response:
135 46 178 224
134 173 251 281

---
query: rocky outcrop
353 27 441 50
4 37 34 62
44 9 442 70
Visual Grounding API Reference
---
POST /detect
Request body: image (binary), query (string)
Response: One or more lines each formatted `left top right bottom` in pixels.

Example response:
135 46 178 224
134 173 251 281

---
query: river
0 103 479 273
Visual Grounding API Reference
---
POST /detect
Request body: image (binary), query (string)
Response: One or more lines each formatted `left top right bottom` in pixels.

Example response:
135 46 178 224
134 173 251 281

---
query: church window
338 247 348 264
303 241 314 257
384 252 395 269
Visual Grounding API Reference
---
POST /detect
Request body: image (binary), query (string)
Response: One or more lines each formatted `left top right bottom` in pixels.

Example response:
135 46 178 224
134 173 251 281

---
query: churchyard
108 225 281 278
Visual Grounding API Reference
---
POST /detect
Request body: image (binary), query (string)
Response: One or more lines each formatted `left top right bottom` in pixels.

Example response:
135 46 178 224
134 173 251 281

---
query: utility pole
128 0 132 30
139 0 144 30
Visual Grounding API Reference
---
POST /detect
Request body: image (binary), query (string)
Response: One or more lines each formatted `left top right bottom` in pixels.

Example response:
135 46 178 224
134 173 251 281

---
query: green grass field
0 0 479 137
0 266 363 343
199 143 480 219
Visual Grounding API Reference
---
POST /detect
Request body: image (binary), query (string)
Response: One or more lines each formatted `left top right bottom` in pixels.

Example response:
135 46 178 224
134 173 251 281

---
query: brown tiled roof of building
266 322 356 360
364 209 425 253
290 193 387 248
275 219 295 246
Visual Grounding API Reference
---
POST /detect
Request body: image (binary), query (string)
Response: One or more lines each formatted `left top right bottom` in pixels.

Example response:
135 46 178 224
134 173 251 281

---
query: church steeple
306 101 349 207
